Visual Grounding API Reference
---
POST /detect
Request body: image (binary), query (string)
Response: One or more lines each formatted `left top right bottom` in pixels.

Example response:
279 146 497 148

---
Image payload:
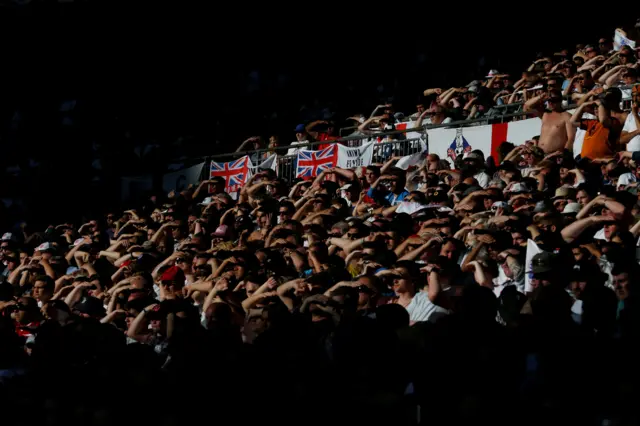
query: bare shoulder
561 111 573 120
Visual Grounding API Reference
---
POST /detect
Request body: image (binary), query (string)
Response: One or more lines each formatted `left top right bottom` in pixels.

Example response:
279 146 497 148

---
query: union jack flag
296 145 337 179
210 156 250 192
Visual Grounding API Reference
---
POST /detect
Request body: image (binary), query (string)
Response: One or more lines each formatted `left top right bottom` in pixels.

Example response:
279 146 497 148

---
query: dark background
0 3 633 224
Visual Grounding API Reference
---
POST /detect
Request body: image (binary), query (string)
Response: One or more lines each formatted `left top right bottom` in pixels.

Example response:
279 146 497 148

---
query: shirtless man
524 90 576 154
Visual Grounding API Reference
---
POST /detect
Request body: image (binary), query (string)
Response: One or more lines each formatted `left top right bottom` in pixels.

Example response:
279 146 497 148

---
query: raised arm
438 88 460 107
523 94 546 117
358 116 382 135
562 215 609 244
564 112 577 152
236 136 260 153
600 65 625 86
570 102 589 128
127 304 158 342
368 105 389 119
578 55 605 72
414 108 432 129
276 278 305 311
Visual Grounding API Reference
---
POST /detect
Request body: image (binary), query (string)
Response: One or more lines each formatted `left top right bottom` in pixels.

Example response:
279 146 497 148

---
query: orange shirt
580 119 619 160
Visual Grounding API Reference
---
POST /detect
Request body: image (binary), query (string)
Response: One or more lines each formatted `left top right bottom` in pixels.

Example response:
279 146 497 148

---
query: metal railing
209 108 535 163
193 82 639 185
190 109 537 184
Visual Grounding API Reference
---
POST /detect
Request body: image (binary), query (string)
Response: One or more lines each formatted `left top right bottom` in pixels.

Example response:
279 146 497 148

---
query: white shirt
622 112 640 152
593 228 607 241
474 172 491 188
405 291 449 323
286 140 307 156
422 117 453 126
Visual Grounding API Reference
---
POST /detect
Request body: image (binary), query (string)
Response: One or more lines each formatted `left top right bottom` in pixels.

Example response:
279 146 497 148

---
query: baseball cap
497 161 518 173
486 69 500 78
507 182 530 194
294 124 306 133
1 233 14 242
160 265 185 284
562 202 582 215
531 252 559 275
463 152 483 161
551 187 576 200
466 80 481 88
533 201 550 213
212 224 231 239
488 179 507 190
617 172 637 189
72 238 87 248
35 242 55 253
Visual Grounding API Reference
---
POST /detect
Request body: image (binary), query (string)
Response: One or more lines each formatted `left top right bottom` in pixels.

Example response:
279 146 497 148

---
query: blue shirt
367 187 409 206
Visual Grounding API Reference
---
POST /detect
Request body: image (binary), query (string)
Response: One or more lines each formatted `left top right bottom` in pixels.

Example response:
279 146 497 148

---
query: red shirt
15 321 40 337
316 133 338 150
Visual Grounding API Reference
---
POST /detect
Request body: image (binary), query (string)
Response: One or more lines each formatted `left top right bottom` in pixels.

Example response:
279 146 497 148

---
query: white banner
396 151 427 169
426 118 542 164
251 153 278 174
506 118 543 144
162 162 204 194
337 142 374 169
427 125 493 164
614 28 636 51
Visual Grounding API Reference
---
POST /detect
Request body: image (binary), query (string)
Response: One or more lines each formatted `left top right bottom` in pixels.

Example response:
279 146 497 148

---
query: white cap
508 183 530 194
36 242 53 252
1 232 13 241
562 202 582 215
462 152 483 161
198 197 214 206
617 172 637 189
486 69 500 78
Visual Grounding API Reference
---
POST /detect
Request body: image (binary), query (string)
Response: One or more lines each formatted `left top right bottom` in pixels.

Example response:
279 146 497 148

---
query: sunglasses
357 285 374 295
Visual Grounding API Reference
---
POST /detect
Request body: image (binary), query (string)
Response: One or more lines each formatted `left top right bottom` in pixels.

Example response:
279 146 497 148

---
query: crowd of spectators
4 25 640 426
